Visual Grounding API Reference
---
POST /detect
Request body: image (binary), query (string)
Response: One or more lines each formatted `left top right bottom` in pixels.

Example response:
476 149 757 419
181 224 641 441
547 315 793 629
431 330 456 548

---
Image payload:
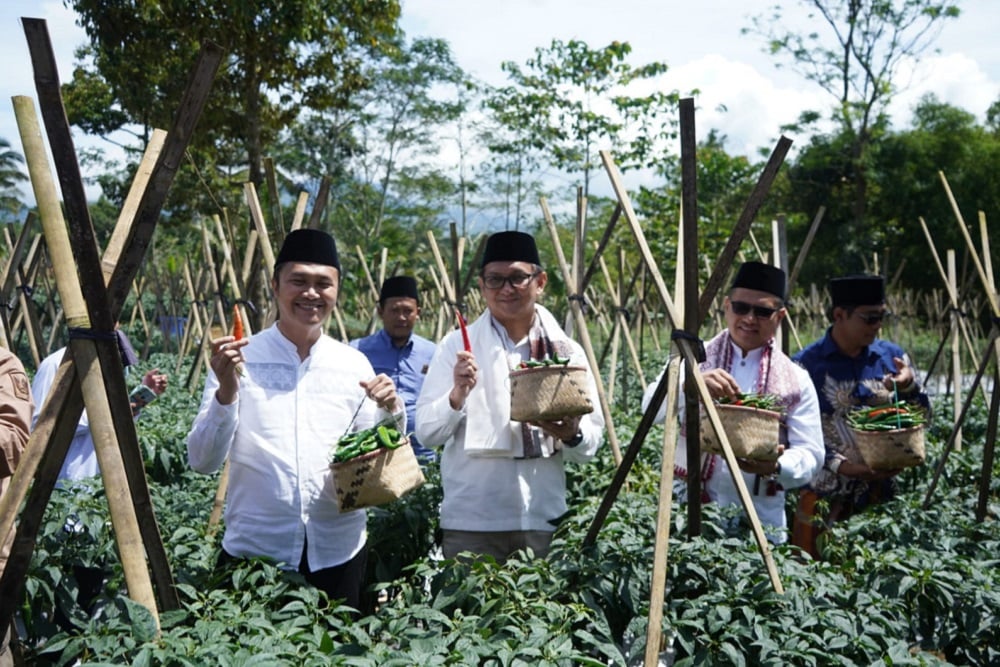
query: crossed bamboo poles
0 19 221 632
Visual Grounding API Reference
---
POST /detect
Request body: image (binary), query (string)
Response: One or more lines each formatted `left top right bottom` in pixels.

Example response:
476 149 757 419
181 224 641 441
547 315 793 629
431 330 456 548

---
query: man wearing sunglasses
791 274 929 558
416 230 605 563
642 261 823 544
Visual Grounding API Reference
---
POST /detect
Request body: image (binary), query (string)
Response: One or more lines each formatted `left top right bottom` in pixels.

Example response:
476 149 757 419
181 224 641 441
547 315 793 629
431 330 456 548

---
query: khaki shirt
0 347 33 576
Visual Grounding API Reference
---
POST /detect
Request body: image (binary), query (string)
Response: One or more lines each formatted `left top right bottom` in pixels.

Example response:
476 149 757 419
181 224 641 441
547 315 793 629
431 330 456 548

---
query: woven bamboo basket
509 365 594 422
699 404 782 461
851 426 926 470
329 438 425 511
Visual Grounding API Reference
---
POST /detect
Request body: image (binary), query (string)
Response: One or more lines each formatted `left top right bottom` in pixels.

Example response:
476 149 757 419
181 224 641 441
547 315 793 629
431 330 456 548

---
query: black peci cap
730 261 787 300
274 229 340 272
481 231 541 267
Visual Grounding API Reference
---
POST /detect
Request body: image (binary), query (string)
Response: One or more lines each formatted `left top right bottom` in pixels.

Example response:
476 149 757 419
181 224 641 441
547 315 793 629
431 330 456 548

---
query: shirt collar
377 328 412 350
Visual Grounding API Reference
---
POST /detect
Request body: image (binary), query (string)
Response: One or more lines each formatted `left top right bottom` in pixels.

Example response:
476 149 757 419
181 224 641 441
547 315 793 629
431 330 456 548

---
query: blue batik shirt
793 328 929 497
351 329 437 463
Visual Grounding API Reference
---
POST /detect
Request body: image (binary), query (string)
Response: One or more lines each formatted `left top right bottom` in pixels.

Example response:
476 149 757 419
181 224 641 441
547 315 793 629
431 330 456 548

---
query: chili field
13 351 1000 666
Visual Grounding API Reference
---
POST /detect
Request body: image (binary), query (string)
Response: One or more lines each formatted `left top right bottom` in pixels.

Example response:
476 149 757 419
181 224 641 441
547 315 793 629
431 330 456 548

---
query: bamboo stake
598 250 646 386
948 250 963 450
102 130 167 277
939 172 1000 315
918 217 983 388
980 212 995 298
644 357 681 667
290 191 310 231
596 148 783 594
786 206 825 296
0 213 37 350
426 231 457 307
263 156 285 237
976 362 999 521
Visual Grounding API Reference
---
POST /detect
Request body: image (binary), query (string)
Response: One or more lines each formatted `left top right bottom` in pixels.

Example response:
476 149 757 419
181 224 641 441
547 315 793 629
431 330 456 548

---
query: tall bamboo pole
644 357 681 667
948 250 963 450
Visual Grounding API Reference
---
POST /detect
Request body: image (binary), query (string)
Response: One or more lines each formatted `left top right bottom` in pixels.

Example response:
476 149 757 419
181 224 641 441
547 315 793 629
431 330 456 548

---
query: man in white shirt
642 262 823 543
187 228 404 610
416 230 604 562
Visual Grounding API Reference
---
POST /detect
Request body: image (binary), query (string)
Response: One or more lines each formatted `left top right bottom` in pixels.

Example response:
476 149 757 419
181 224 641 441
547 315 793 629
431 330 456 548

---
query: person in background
187 228 404 611
791 274 930 558
641 261 824 544
415 230 604 563
29 329 167 624
0 347 33 667
31 329 168 482
351 276 436 463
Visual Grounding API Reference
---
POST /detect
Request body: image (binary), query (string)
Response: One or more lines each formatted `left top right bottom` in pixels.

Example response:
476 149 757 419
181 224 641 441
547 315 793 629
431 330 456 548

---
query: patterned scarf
496 310 574 459
675 330 802 486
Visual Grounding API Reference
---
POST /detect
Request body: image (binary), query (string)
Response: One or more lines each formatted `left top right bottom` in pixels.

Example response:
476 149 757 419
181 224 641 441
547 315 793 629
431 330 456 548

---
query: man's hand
211 335 249 404
449 350 478 410
884 356 916 391
701 368 741 400
360 374 402 413
531 415 582 442
735 445 785 475
143 369 168 396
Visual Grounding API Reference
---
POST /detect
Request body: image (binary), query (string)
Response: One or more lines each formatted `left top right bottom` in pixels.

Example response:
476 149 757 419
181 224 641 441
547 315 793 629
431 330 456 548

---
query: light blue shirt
351 329 436 462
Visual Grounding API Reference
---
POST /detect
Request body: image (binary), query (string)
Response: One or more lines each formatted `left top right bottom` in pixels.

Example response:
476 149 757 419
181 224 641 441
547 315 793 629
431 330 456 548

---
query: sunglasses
729 300 780 318
853 310 890 325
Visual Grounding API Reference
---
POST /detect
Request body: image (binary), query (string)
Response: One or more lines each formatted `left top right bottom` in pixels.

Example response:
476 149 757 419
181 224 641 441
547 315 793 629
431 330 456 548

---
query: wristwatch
562 431 584 448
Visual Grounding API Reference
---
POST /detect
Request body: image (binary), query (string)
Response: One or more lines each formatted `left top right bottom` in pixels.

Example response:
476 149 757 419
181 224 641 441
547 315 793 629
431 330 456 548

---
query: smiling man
187 229 404 611
415 230 605 563
647 261 823 544
791 274 930 558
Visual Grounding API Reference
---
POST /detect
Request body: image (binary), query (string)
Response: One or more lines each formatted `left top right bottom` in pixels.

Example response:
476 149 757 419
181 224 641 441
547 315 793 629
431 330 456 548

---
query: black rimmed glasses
853 310 890 325
729 300 780 319
482 271 540 290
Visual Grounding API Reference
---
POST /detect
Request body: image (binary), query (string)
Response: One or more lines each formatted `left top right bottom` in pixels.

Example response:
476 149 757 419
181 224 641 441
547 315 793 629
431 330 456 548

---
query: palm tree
0 137 27 222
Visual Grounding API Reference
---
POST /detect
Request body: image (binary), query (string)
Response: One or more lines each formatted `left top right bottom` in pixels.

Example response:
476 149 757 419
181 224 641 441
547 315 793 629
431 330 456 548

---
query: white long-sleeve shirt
641 343 823 542
416 306 604 533
187 324 402 571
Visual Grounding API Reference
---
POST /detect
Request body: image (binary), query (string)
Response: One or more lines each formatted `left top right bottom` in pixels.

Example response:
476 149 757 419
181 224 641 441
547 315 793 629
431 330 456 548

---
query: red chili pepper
231 305 247 378
232 305 244 340
867 406 904 419
455 309 471 353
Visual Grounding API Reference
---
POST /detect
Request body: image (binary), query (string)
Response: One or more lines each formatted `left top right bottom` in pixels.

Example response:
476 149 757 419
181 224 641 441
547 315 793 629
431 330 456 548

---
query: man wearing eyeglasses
643 261 823 544
416 230 605 563
791 274 929 558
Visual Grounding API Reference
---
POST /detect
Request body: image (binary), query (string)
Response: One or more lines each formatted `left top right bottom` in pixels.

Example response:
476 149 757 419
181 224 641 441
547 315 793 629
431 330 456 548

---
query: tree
746 0 960 234
483 39 683 200
64 0 402 189
276 36 469 267
0 137 27 223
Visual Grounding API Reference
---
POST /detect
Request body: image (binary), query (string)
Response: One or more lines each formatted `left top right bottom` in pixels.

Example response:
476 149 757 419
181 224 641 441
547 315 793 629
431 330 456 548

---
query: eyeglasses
482 271 540 290
729 300 780 318
853 310 890 325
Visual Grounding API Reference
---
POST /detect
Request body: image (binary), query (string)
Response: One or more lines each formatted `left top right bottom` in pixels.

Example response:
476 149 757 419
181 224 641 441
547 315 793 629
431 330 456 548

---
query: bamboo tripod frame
0 23 221 632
